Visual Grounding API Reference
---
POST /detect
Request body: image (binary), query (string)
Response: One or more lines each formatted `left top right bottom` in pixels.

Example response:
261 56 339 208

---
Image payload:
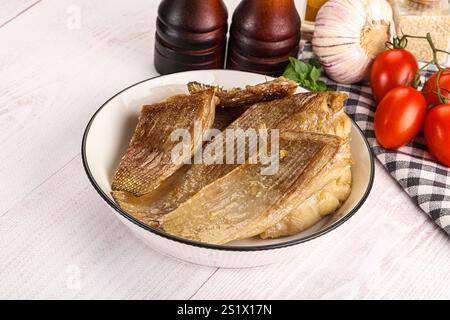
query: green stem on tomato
435 69 445 104
386 36 408 49
411 61 432 89
399 32 449 105
436 49 450 56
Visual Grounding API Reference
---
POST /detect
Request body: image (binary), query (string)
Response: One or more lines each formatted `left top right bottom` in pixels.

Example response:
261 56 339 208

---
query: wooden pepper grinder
154 0 228 75
227 0 301 76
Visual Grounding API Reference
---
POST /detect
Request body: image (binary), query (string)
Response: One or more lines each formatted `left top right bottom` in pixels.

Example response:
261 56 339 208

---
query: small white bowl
82 70 374 268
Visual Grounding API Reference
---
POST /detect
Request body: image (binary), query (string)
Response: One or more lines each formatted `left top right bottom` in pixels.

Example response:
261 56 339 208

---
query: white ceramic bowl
82 70 374 268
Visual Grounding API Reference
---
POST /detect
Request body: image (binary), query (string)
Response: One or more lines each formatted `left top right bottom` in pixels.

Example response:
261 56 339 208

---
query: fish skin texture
112 92 348 225
259 113 353 239
194 77 298 131
259 167 352 239
161 131 347 245
111 89 218 197
188 77 298 109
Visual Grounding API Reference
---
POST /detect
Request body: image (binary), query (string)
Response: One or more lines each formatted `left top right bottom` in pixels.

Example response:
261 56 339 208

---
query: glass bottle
305 0 328 21
391 0 450 63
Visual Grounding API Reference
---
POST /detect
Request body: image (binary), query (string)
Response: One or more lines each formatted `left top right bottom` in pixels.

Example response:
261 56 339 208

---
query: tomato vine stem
391 33 450 105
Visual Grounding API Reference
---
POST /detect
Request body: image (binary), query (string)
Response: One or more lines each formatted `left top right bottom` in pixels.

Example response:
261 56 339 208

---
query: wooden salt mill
154 0 228 75
227 0 301 76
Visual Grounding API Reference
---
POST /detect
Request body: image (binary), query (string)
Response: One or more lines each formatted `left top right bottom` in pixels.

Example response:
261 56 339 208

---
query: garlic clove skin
313 0 395 85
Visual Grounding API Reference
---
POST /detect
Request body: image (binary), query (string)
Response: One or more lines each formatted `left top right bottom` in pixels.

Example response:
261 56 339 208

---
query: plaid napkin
300 43 450 236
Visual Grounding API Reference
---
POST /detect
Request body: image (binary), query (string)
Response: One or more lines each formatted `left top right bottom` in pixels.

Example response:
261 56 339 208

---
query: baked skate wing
113 92 348 224
188 77 298 109
111 89 218 196
161 132 346 245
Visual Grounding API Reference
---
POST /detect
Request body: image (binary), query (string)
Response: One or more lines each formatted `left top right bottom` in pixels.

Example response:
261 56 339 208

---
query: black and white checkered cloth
301 43 450 235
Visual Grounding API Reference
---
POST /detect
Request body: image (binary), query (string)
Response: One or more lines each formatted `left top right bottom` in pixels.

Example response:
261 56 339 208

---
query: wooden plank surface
0 0 216 299
191 166 450 300
0 156 217 299
1 0 449 299
0 0 159 215
0 0 42 28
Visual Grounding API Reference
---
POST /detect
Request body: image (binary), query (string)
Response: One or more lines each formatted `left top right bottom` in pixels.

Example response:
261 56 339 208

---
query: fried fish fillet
161 132 348 245
194 77 298 130
112 92 349 225
259 113 353 239
187 77 298 109
111 89 218 196
260 168 352 239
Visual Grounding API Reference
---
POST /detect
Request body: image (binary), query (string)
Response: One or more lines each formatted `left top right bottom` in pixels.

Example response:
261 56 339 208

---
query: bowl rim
81 70 375 252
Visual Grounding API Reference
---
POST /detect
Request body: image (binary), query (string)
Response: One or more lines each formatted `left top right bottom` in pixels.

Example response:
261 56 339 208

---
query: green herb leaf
283 66 301 82
290 58 309 76
300 80 314 90
316 80 328 92
283 57 331 92
309 59 322 69
310 66 321 82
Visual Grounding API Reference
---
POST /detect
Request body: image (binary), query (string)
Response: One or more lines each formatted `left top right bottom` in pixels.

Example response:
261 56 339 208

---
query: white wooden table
1 0 450 300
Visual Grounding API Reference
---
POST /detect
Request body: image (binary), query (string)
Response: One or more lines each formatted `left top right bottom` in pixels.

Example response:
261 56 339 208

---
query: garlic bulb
313 0 395 84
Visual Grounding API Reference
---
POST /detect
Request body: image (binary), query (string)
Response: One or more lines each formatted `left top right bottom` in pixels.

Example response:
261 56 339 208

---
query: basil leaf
309 59 322 69
283 66 300 82
288 57 298 66
316 80 328 92
295 60 309 75
283 57 331 92
310 66 321 82
302 79 311 87
283 64 295 74
288 57 300 72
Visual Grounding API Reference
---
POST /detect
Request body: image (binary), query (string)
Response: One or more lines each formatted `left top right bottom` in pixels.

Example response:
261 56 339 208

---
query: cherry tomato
371 49 419 103
424 104 450 167
374 86 427 149
422 69 450 107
